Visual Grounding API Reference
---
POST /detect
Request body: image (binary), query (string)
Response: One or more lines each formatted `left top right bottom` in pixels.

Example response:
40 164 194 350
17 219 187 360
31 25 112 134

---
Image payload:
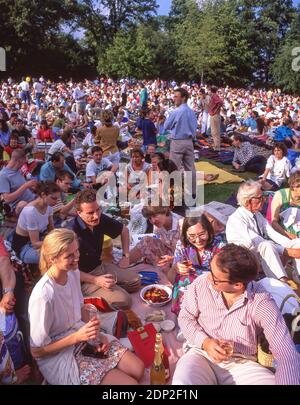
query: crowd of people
0 76 300 385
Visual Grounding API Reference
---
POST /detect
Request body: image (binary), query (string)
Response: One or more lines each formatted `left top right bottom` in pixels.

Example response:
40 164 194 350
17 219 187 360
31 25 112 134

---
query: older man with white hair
226 180 300 285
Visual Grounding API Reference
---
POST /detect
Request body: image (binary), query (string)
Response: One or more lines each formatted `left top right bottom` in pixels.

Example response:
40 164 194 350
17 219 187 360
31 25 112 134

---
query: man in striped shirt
173 244 300 385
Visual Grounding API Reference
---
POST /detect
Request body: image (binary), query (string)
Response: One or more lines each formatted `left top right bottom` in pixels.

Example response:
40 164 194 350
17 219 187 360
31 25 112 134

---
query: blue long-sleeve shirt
39 161 81 189
164 103 198 140
242 117 257 131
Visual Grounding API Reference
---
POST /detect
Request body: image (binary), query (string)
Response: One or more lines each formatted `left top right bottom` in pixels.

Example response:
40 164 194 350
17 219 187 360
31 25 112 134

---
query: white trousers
172 348 275 385
255 241 287 279
286 239 300 276
201 111 209 134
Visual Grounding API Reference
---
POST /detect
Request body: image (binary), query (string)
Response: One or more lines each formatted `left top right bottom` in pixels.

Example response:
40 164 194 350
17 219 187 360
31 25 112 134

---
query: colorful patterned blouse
171 234 226 316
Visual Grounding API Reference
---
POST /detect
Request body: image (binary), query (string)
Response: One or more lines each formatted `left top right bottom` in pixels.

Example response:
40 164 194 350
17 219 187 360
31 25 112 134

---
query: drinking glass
109 271 117 284
218 339 234 362
85 303 101 345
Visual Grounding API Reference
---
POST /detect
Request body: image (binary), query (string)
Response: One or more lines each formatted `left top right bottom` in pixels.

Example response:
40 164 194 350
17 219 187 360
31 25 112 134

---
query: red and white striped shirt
178 273 300 385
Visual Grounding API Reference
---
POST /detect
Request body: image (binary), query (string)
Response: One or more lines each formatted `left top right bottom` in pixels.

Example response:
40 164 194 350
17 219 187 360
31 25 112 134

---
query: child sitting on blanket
168 215 226 316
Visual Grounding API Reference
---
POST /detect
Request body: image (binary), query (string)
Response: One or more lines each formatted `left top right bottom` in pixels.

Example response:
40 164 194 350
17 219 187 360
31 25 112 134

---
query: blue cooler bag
3 313 25 369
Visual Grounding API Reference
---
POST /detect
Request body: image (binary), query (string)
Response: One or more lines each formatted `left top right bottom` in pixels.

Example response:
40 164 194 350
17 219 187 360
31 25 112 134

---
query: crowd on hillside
0 76 300 386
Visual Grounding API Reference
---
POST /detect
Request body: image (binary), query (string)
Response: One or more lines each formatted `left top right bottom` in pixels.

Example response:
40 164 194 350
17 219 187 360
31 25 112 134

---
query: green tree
78 0 158 55
271 10 300 93
98 21 176 79
174 0 254 85
238 0 295 83
0 0 88 77
98 30 136 78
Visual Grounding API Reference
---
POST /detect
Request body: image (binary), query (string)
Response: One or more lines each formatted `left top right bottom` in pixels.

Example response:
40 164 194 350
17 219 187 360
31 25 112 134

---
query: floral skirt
74 340 128 385
137 237 173 265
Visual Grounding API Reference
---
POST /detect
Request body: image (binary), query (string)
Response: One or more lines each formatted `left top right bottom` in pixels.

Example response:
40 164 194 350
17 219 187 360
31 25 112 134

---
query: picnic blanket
195 161 244 184
123 263 184 385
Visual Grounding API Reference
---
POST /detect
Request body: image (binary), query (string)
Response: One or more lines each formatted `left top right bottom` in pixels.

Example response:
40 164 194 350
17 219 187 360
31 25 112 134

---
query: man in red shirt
208 86 224 151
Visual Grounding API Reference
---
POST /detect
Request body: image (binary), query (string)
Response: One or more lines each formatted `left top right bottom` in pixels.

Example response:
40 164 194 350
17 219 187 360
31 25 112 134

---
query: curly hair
74 189 97 211
100 109 114 126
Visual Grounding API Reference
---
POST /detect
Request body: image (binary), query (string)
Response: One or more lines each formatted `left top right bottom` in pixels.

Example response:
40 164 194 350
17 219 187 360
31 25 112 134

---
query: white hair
237 180 262 207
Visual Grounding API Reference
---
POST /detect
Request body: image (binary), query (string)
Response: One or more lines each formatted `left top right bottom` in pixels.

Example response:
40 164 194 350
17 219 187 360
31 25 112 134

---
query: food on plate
143 287 170 303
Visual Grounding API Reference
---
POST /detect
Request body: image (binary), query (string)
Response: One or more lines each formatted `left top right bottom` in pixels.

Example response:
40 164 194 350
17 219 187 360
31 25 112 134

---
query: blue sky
157 0 300 15
158 0 172 15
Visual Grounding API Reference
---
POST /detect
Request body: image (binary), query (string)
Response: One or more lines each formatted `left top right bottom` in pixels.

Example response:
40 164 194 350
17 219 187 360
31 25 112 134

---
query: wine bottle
150 343 166 385
155 333 170 381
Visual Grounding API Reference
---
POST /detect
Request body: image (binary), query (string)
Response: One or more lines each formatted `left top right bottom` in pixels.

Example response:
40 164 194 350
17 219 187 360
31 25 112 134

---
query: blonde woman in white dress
28 228 144 385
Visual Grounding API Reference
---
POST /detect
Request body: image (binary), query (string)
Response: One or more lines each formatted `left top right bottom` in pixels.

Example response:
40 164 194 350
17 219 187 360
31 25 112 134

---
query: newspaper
187 201 236 225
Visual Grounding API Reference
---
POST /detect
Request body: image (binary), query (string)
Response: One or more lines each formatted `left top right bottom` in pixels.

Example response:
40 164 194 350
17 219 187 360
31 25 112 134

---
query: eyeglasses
210 270 232 285
251 194 267 202
187 231 208 242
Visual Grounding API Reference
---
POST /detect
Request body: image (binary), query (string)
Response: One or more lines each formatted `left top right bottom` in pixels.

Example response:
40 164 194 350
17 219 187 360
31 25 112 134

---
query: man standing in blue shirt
164 88 197 196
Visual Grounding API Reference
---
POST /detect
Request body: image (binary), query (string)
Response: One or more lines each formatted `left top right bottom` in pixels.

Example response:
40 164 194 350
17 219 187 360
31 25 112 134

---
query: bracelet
2 288 14 295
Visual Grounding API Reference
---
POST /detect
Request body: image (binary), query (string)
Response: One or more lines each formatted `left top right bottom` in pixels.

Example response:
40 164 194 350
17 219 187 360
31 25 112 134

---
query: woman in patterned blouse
169 215 226 316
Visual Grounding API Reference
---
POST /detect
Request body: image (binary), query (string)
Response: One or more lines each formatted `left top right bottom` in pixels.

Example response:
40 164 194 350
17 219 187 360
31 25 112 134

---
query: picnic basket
258 293 300 368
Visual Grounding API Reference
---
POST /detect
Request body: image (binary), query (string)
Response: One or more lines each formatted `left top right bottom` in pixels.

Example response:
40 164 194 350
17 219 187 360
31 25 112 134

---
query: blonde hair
39 229 77 275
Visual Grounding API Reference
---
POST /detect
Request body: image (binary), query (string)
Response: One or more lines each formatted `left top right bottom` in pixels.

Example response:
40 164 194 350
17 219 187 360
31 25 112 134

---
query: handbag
127 323 170 368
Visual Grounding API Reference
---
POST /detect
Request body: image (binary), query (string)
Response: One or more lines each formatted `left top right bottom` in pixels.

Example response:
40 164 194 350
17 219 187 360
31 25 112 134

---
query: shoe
232 168 245 173
286 279 298 291
292 269 300 285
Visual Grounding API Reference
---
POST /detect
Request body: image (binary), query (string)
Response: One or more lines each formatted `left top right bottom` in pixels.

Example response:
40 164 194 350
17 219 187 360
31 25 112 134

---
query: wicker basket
257 339 274 368
258 293 300 368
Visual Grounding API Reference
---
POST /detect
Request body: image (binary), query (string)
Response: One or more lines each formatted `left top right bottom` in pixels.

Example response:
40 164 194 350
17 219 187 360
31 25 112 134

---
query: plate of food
140 284 172 307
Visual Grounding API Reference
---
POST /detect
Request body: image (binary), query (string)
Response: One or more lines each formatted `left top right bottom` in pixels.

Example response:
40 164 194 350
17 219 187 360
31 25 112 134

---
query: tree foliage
98 21 176 79
271 10 300 94
0 0 298 90
174 0 255 85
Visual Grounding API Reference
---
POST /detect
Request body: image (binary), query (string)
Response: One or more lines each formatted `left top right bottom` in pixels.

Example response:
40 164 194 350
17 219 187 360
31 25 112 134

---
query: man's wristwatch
2 288 14 295
122 253 130 258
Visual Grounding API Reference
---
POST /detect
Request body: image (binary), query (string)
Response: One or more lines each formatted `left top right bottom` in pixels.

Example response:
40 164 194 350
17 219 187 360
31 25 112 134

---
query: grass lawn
201 159 257 204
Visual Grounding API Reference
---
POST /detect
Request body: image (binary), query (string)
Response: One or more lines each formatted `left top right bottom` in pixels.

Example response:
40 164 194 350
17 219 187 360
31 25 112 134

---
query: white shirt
82 133 95 148
66 111 78 123
28 269 84 385
226 206 291 254
19 81 29 91
73 87 86 102
33 82 43 93
18 205 53 233
86 158 112 178
266 155 291 186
